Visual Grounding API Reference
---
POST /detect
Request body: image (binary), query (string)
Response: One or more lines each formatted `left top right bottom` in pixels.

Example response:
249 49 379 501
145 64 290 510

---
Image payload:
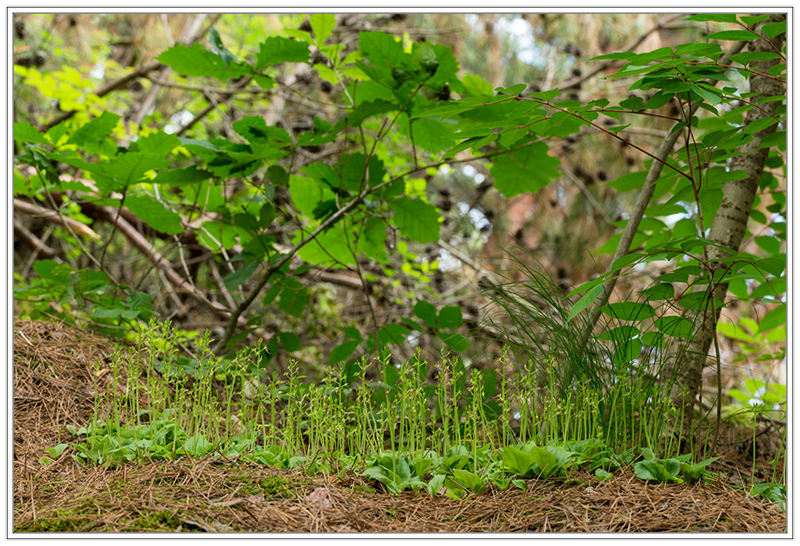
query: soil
12 319 788 534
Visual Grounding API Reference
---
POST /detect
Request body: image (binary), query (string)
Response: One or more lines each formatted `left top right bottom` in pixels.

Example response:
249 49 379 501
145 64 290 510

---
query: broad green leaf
683 14 739 23
390 198 441 243
567 284 603 322
67 111 120 150
296 224 356 269
14 121 49 144
104 151 170 187
599 301 656 321
278 331 302 352
451 469 484 493
209 28 238 67
743 117 778 135
762 21 786 39
255 36 310 69
704 30 760 41
437 306 462 329
310 14 336 47
413 300 437 329
460 73 494 97
759 304 786 332
586 51 638 62
290 175 335 215
125 194 184 235
358 31 406 76
156 43 253 81
222 262 258 290
490 141 560 198
347 99 398 127
137 131 181 155
640 283 674 301
437 332 470 352
654 316 695 339
151 166 212 186
606 170 646 192
278 279 307 318
754 255 785 276
502 445 535 476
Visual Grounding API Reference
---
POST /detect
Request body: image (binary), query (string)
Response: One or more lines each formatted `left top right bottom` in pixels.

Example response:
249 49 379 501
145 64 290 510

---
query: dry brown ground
12 319 787 534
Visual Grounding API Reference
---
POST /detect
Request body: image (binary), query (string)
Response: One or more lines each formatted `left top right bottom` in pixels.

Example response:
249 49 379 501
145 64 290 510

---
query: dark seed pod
130 81 143 92
14 20 26 39
438 82 450 102
438 187 451 198
440 198 452 212
597 170 607 181
391 13 407 21
549 199 558 208
626 156 635 166
299 19 312 32
14 56 32 67
571 67 581 77
320 80 333 93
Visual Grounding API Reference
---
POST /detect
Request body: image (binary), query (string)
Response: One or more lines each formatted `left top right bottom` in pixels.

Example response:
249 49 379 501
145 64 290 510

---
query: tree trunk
669 13 786 431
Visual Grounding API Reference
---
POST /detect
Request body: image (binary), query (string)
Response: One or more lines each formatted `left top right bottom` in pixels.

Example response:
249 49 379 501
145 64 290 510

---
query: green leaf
256 36 310 69
278 279 307 318
704 30 760 41
586 51 638 62
743 117 778 135
762 21 786 39
413 300 437 329
654 316 695 339
390 198 441 243
754 255 785 276
156 43 252 81
606 171 646 192
290 174 335 215
103 151 170 188
347 99 398 127
278 331 302 352
502 445 535 476
222 262 258 290
759 304 786 332
683 14 739 23
209 28 238 67
310 14 336 47
595 468 613 481
330 327 362 364
14 121 49 144
124 194 184 235
490 141 560 198
437 332 470 352
599 301 656 321
437 306 462 329
137 131 181 155
451 469 484 493
567 284 604 322
640 283 674 301
151 166 212 186
67 111 120 150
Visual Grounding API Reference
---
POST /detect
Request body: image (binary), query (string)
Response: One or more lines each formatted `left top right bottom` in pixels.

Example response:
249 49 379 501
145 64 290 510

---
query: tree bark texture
669 13 786 428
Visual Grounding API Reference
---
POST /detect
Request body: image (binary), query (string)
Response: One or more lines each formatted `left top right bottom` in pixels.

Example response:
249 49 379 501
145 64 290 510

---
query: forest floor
12 319 787 534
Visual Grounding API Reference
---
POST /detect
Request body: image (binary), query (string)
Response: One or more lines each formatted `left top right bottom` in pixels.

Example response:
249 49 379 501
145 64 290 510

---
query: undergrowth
42 317 775 500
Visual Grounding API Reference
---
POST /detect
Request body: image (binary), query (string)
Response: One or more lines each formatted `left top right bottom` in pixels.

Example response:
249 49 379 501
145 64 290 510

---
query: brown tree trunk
669 13 786 430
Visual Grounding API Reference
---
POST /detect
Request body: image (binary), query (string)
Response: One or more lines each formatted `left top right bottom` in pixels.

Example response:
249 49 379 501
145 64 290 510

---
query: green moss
130 511 183 532
19 510 89 533
230 474 302 499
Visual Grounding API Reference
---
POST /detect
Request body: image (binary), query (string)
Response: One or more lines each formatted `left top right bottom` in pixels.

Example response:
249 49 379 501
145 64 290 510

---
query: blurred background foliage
13 12 784 394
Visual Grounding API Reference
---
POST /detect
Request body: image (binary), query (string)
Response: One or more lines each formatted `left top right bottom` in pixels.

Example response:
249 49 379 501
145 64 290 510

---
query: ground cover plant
13 12 786 533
